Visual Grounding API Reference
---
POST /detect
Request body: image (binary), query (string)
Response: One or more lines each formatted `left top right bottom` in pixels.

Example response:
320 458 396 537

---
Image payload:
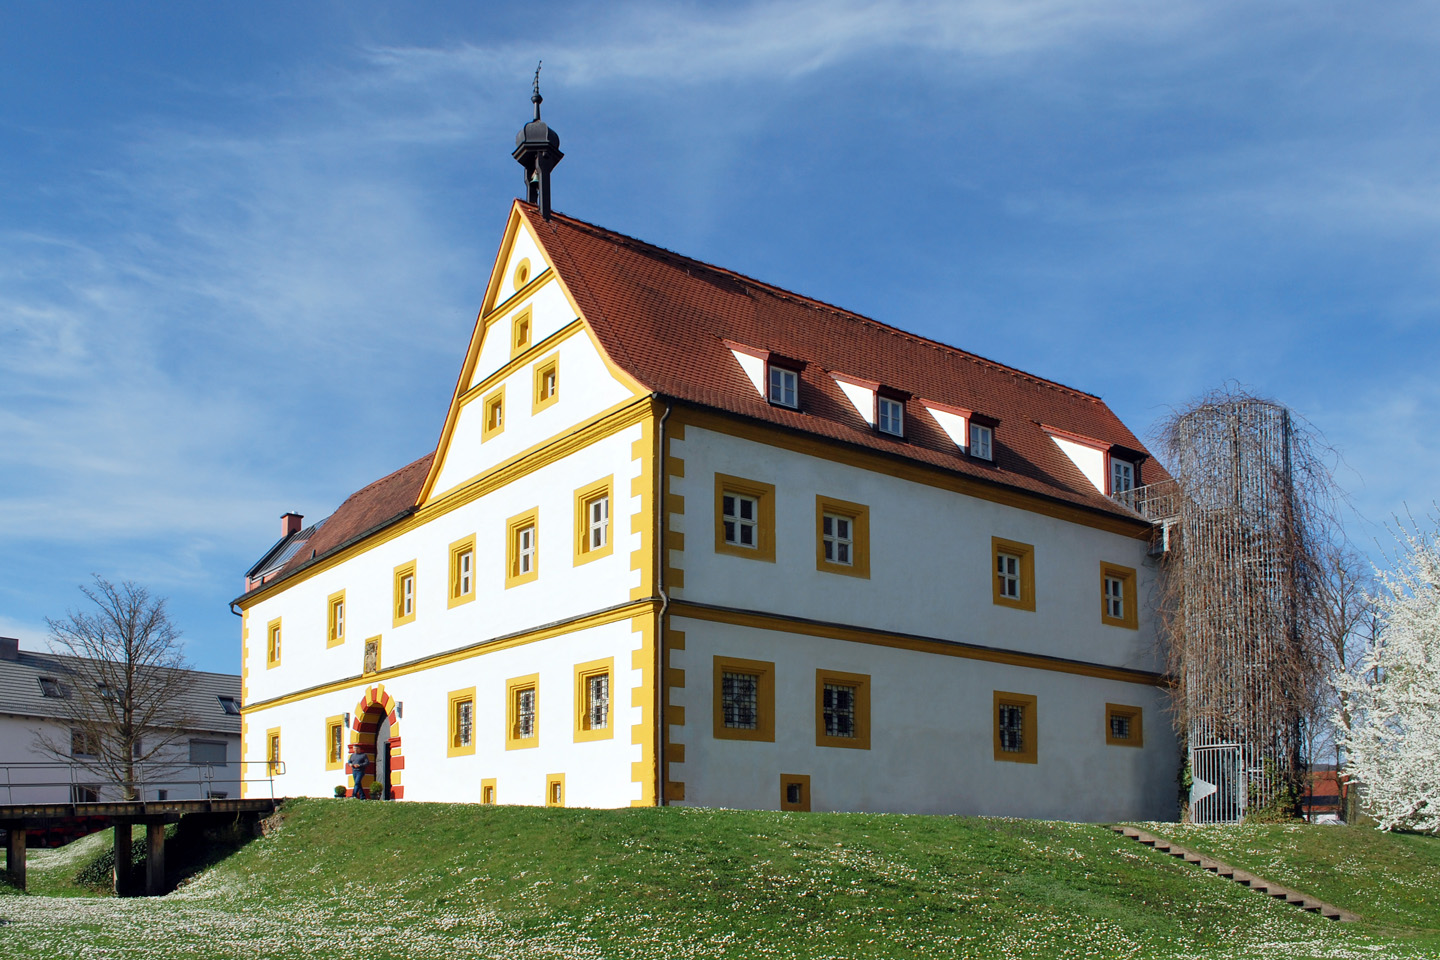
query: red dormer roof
518 203 1165 525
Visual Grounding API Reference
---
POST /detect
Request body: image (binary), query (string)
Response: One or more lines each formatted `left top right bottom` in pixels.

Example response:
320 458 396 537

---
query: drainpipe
655 400 673 805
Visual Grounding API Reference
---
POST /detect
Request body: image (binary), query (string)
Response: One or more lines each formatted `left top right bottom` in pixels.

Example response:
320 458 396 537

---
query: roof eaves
232 505 419 607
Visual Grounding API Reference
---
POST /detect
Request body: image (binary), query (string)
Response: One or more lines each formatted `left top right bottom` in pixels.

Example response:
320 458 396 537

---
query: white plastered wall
1051 435 1107 495
242 617 645 807
433 318 638 500
668 617 1176 820
668 424 1161 673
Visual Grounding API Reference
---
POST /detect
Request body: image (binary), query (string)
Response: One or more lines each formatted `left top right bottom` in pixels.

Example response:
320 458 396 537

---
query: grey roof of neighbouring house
0 644 240 735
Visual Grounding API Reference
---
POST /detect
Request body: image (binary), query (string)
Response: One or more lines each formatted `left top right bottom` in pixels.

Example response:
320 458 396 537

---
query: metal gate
1190 743 1245 824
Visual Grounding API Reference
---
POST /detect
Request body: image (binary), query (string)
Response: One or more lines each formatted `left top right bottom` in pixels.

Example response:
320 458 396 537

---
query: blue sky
2 1 1437 673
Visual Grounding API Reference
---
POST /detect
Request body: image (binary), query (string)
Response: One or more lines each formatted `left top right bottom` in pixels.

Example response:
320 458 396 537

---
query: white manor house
236 106 1176 819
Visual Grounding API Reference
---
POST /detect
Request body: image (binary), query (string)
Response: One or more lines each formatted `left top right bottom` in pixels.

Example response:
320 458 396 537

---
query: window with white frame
401 574 415 617
587 494 609 551
1104 575 1125 620
768 365 798 408
996 552 1022 600
970 423 993 460
1111 458 1135 495
721 671 760 729
822 512 853 565
331 596 345 642
517 524 536 575
459 549 473 596
722 492 759 549
877 396 904 436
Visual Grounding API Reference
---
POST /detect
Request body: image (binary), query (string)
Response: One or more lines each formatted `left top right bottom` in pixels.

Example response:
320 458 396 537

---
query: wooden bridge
2 796 284 896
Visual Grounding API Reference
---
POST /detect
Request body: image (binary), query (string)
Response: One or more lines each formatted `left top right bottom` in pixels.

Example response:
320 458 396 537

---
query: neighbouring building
234 96 1177 820
0 636 242 804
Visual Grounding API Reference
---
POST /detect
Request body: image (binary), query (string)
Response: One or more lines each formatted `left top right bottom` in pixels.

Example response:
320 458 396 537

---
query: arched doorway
346 684 405 799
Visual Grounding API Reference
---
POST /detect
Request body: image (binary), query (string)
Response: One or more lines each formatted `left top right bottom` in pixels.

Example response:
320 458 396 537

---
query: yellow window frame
545 772 566 807
447 686 477 757
481 385 506 442
1100 562 1139 630
532 352 560 414
481 777 498 805
448 535 477 608
712 655 776 742
266 727 282 776
573 657 616 743
392 560 417 627
510 307 533 358
1105 703 1144 747
814 669 871 750
814 495 871 579
505 673 540 750
779 773 811 812
512 257 531 290
266 617 282 669
993 691 1038 764
573 476 615 566
991 537 1036 611
505 508 540 588
362 635 382 675
326 590 346 648
714 473 776 563
324 715 345 771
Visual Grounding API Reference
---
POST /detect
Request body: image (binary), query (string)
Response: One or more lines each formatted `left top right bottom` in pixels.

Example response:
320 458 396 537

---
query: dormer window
969 423 993 460
38 677 65 698
877 396 904 437
1111 458 1135 495
768 365 799 408
218 696 241 716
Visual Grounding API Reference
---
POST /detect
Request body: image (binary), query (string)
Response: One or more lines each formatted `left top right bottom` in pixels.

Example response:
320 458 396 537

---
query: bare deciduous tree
36 576 196 800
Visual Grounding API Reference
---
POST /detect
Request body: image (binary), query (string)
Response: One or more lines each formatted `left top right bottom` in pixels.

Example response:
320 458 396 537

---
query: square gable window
877 396 904 437
969 422 994 461
768 365 799 408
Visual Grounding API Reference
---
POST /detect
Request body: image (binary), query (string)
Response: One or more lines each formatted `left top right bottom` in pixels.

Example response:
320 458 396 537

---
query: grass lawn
0 800 1431 959
1137 820 1440 952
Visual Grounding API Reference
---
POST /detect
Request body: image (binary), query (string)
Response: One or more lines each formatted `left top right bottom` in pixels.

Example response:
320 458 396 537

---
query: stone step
1108 825 1358 923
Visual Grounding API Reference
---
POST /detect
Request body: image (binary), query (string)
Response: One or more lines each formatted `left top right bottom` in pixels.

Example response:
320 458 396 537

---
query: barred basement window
722 672 759 730
722 493 759 549
1110 713 1131 740
823 683 856 738
993 691 1038 763
457 700 474 747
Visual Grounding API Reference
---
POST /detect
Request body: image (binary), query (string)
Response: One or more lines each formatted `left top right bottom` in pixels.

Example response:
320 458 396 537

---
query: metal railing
0 760 286 805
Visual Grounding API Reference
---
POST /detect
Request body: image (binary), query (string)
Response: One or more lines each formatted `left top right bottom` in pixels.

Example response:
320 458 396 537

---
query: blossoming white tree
1334 524 1440 832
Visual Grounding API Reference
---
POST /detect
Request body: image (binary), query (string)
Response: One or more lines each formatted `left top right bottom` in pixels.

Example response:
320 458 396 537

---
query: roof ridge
338 452 434 504
541 206 1103 404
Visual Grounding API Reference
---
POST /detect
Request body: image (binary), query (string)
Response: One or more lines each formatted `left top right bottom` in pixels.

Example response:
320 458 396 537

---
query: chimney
281 512 304 537
0 637 18 661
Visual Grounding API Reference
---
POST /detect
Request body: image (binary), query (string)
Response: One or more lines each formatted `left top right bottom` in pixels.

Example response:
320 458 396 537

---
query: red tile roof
243 205 1164 598
520 203 1165 523
265 453 433 585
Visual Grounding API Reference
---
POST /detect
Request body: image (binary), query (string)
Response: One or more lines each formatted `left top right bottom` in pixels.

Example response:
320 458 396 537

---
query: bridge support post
113 821 132 897
5 826 25 891
145 822 166 896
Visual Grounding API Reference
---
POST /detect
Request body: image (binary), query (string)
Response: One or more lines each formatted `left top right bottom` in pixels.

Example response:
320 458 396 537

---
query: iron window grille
587 674 610 730
515 688 537 739
456 700 474 747
1110 713 1132 740
823 683 857 738
722 672 760 729
998 703 1026 753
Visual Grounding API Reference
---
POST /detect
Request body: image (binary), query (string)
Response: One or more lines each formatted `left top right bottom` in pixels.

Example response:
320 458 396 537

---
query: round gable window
513 258 531 290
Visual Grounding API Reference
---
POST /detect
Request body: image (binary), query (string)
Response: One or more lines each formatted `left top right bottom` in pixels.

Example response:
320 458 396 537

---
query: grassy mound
0 800 1432 958
1138 820 1440 949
